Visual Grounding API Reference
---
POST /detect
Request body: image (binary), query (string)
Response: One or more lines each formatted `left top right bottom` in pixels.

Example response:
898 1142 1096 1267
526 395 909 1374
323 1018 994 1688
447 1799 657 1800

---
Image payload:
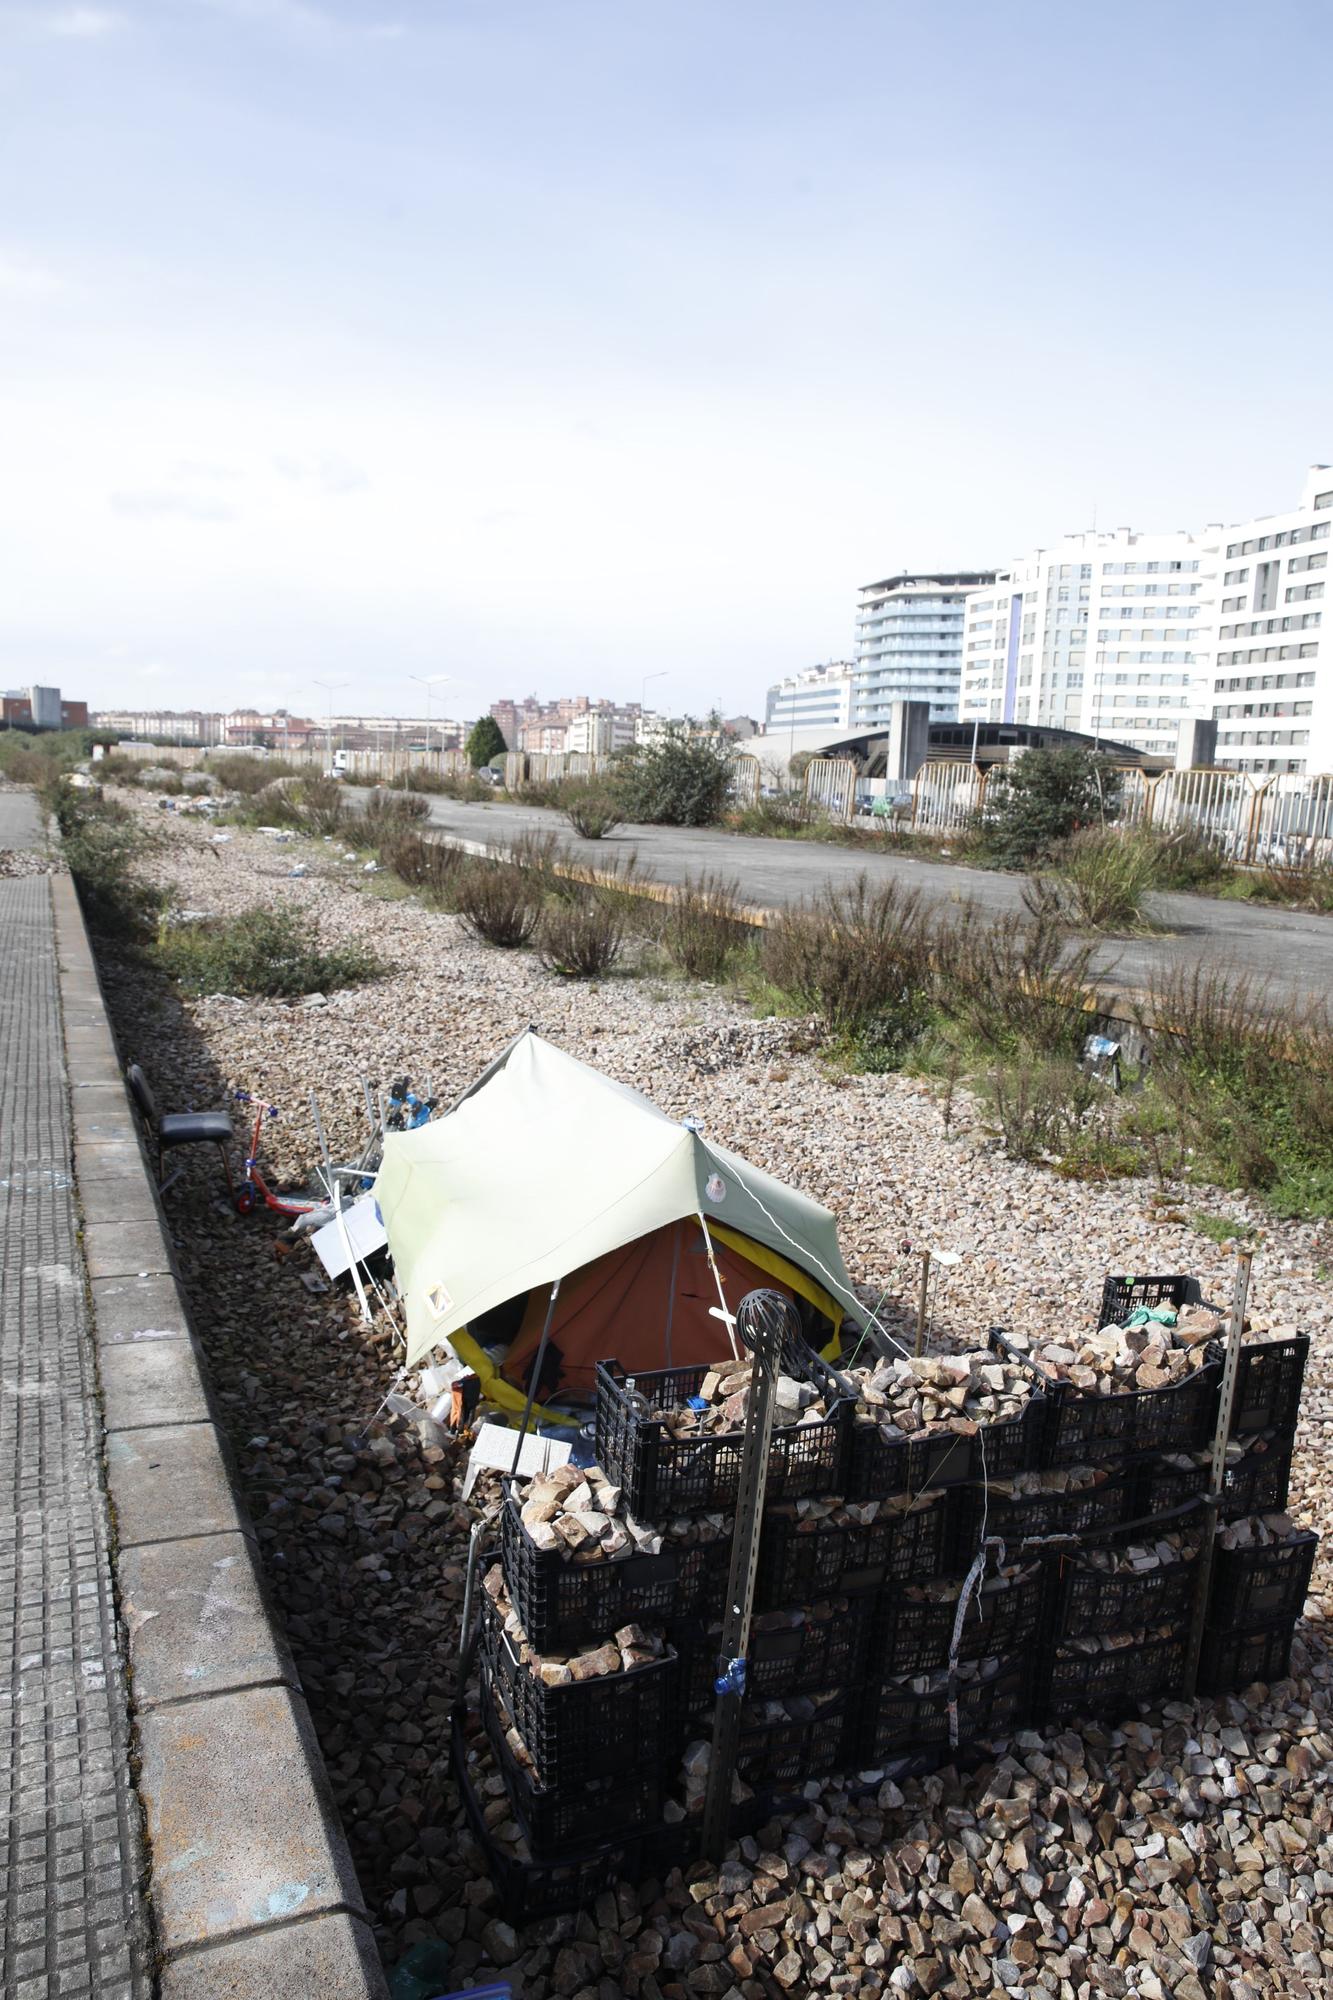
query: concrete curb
49 871 390 2000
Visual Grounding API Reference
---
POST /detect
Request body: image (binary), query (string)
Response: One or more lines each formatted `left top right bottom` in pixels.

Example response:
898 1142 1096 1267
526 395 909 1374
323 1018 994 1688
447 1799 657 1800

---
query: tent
373 1030 857 1408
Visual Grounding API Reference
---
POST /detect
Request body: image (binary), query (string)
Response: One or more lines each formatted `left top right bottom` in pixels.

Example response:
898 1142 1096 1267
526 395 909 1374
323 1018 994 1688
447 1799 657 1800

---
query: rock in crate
1209 1518 1318 1629
1199 1615 1302 1695
874 1560 1047 1678
680 1690 856 1797
1049 1506 1203 1641
452 1710 689 1928
989 1326 1219 1468
477 1579 679 1791
595 1359 850 1516
861 1656 1025 1764
679 1595 874 1715
843 1349 1043 1500
755 1491 951 1608
501 1479 729 1652
480 1664 667 1856
951 1465 1132 1558
1045 1629 1187 1719
1229 1336 1309 1438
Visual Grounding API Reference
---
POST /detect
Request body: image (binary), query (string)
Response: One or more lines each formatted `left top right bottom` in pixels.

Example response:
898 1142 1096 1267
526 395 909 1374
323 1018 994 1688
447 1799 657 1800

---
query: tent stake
509 1277 562 1481
1182 1249 1253 1699
914 1249 933 1357
701 1290 791 1862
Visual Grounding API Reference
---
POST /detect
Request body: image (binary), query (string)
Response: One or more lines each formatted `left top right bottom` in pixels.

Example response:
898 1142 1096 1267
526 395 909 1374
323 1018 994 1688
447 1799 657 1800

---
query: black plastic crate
501 1482 729 1652
595 1360 850 1517
861 1660 1025 1764
481 1665 664 1855
478 1588 679 1791
1221 1435 1293 1521
1050 1509 1203 1641
1229 1337 1309 1438
1045 1631 1187 1719
1098 1273 1192 1327
847 1393 1041 1501
679 1596 874 1715
1132 1453 1208 1518
952 1468 1132 1560
756 1493 951 1608
1208 1529 1317 1630
875 1563 1047 1678
451 1711 689 1926
1199 1616 1300 1694
1047 1359 1219 1467
730 1696 857 1789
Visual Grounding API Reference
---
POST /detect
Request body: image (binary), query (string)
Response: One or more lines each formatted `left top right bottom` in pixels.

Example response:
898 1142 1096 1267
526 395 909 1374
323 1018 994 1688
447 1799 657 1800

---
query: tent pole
509 1277 562 1480
697 1212 741 1359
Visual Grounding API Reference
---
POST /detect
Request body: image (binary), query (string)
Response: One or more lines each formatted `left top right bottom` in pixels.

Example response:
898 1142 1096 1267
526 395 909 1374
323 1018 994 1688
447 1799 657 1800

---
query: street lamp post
314 680 348 775
410 674 452 765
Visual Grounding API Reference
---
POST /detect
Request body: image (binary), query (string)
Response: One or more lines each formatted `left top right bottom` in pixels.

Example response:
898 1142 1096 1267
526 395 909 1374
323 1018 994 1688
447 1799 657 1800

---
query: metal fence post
1182 1250 1253 1698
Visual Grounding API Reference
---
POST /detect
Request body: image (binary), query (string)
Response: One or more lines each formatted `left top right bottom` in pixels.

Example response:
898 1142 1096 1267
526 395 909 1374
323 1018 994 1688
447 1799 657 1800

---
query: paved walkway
408 795 1333 1011
0 875 152 1999
0 786 44 850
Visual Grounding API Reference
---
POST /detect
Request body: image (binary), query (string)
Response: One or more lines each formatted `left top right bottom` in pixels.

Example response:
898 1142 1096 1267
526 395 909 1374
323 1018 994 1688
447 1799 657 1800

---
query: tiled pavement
0 875 153 1999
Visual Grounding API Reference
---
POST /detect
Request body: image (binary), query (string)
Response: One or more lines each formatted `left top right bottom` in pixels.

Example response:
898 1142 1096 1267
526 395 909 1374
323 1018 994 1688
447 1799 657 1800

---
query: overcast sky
3 0 1331 723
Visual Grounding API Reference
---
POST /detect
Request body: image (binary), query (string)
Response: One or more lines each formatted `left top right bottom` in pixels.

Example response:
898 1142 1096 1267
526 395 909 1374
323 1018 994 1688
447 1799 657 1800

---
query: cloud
185 0 406 39
47 6 123 35
274 452 370 495
110 489 238 523
0 252 69 299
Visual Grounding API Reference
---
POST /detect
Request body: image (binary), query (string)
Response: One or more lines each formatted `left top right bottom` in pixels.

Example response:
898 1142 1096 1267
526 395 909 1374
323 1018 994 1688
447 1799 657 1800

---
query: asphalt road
374 793 1331 1012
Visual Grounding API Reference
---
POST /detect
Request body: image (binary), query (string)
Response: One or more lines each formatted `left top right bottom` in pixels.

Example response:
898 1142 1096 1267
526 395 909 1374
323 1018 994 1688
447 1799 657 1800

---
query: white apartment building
1207 465 1332 775
764 662 854 734
854 572 995 726
960 529 1216 759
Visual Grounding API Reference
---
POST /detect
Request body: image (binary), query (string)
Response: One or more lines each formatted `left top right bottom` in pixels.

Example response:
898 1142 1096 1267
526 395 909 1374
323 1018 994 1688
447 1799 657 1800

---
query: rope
945 1422 1004 1748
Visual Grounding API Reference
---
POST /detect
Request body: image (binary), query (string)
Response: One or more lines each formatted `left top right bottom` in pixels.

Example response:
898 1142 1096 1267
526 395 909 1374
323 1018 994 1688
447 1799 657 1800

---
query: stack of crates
457 1273 1315 1917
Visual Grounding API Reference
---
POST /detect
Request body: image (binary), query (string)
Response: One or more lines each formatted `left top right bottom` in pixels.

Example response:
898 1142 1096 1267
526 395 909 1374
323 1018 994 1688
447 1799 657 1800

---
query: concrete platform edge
49 871 389 1999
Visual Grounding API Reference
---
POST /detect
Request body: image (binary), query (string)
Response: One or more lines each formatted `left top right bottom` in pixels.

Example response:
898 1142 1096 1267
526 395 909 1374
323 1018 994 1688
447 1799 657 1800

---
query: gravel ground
94 795 1333 1999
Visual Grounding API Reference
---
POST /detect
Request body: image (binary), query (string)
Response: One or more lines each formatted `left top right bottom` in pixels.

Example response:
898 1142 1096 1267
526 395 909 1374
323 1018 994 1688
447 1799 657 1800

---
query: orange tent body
501 1218 797 1400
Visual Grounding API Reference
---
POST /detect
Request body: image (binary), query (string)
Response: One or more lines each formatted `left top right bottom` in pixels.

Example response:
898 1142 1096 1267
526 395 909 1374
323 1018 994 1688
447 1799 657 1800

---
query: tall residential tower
853 571 995 726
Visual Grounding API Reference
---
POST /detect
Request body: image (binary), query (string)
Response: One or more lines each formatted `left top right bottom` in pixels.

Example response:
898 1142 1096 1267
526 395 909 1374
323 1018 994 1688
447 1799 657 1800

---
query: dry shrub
363 788 430 829
563 783 622 840
660 871 751 979
986 1059 1100 1161
536 892 624 978
1037 827 1160 933
456 860 542 947
933 902 1099 1060
378 830 466 904
761 876 932 1040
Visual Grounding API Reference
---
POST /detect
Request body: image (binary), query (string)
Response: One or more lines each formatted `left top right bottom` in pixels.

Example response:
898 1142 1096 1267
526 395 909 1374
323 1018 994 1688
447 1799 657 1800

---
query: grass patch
1192 1210 1259 1245
154 904 382 997
49 783 165 940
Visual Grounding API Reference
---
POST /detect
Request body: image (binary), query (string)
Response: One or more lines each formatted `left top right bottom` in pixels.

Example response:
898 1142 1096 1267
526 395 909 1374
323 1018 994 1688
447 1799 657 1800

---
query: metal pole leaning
1182 1250 1253 1698
701 1289 793 1862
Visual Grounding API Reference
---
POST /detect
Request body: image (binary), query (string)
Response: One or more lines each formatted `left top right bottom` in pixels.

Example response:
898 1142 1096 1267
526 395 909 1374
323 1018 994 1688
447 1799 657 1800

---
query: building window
1316 491 1333 510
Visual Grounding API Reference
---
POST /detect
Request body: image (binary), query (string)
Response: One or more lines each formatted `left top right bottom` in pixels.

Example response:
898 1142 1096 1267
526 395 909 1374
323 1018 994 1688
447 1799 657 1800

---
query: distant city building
493 694 643 756
4 684 88 729
960 530 1216 761
765 663 855 733
91 709 221 742
1205 465 1333 775
853 573 995 726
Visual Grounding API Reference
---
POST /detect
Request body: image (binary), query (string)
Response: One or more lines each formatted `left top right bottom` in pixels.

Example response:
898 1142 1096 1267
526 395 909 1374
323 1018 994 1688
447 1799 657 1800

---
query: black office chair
126 1063 236 1198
